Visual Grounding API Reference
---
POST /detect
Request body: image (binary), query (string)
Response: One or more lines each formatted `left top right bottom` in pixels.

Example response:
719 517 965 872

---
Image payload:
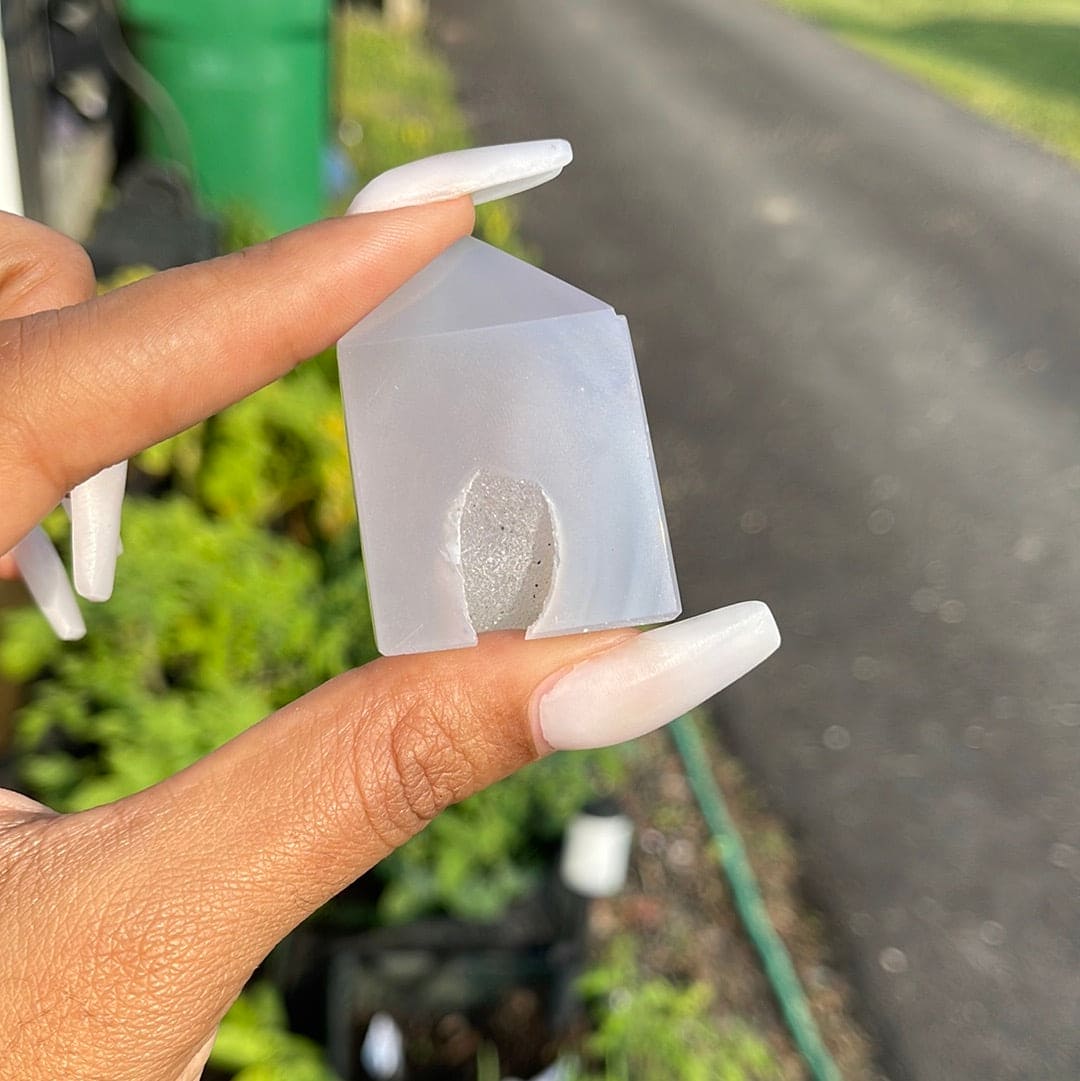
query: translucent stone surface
338 237 681 656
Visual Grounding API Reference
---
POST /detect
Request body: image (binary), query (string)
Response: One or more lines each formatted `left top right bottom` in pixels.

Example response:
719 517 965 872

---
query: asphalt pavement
432 1 1080 1078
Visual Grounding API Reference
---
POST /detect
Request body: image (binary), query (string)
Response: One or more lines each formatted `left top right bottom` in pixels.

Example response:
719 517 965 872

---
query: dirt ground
595 723 886 1081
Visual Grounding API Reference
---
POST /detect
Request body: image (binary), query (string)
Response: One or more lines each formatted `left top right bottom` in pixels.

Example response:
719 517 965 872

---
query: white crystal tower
339 236 680 656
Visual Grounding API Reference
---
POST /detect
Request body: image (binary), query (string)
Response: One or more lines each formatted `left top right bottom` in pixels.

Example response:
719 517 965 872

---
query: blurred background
2 1 1079 1079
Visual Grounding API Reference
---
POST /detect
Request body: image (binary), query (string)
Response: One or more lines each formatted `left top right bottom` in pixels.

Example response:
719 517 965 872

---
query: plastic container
120 0 330 232
338 236 680 656
560 800 635 899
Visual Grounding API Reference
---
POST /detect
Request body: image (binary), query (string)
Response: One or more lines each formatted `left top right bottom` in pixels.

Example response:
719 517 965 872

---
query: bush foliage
577 939 782 1081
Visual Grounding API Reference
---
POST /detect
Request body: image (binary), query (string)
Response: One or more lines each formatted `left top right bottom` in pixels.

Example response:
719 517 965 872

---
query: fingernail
534 602 781 751
70 461 127 602
347 139 573 214
11 526 86 641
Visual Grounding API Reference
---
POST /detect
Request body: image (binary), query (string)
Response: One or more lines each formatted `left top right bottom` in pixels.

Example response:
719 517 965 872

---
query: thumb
26 605 777 1076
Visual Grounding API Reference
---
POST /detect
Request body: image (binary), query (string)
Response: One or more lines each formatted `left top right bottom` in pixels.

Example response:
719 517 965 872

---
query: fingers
0 214 99 631
2 629 624 1078
0 605 779 1076
0 197 474 552
127 629 633 965
0 211 96 315
18 607 774 1075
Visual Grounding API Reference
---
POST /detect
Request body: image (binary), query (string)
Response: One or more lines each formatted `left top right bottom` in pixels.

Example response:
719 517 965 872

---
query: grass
772 0 1080 164
335 11 527 256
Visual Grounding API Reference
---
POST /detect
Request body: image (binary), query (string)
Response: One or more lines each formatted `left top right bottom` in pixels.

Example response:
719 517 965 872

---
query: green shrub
1 497 371 811
209 983 339 1081
576 939 782 1081
336 11 532 260
138 359 355 543
377 746 626 923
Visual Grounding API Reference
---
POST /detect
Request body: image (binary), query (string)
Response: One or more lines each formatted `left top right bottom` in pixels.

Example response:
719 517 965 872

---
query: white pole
0 0 25 215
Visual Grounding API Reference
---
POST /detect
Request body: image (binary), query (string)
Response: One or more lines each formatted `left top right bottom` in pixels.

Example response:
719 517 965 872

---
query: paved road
432 1 1080 1078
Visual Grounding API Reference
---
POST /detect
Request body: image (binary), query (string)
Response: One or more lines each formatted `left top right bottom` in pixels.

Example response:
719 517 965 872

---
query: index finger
0 198 474 552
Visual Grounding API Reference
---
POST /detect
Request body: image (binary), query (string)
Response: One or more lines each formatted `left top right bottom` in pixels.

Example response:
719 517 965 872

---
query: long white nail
70 461 127 601
535 602 781 751
10 527 86 641
348 139 573 214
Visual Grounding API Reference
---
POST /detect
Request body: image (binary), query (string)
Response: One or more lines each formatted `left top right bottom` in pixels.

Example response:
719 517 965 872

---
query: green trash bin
121 0 330 234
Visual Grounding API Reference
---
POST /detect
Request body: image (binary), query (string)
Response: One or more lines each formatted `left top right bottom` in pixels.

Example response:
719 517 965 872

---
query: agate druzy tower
338 235 680 656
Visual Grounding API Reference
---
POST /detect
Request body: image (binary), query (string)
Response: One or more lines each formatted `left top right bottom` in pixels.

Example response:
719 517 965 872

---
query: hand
0 207 779 1080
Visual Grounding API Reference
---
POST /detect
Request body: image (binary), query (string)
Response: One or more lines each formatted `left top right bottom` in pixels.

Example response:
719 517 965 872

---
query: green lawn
774 0 1080 164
